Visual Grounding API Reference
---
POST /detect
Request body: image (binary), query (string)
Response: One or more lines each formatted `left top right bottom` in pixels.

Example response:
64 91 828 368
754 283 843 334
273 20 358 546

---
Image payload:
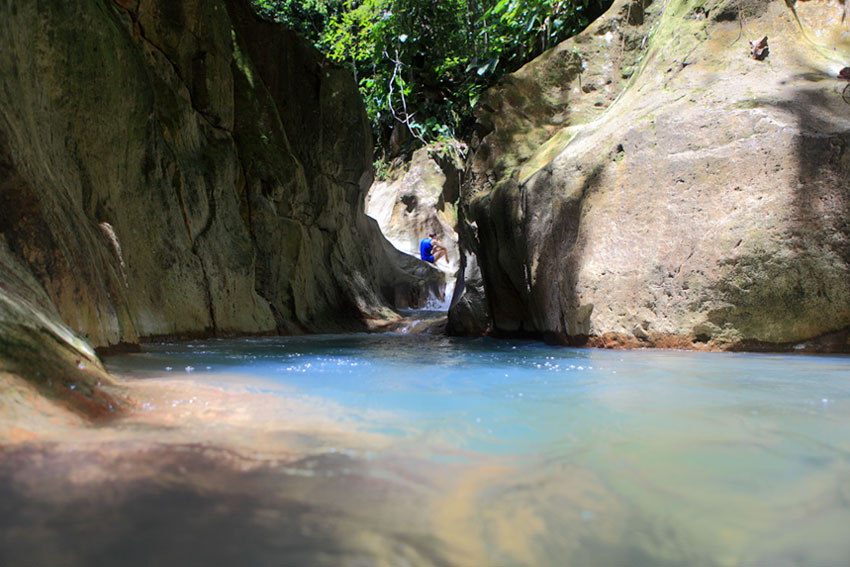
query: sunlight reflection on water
2 334 849 566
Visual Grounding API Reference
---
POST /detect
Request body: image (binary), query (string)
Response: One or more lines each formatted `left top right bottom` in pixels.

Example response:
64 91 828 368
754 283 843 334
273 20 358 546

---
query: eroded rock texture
365 146 462 274
0 0 439 412
453 0 850 350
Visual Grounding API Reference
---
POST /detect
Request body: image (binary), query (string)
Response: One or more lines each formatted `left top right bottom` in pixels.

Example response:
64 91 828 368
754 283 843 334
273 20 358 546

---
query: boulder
446 230 490 336
0 236 121 425
455 0 850 351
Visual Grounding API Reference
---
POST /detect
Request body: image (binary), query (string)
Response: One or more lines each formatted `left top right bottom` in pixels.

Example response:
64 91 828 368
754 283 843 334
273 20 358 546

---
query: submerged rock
455 0 850 350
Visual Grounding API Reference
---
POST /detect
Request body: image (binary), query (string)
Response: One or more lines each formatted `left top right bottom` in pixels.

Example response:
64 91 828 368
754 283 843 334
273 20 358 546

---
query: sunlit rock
366 146 461 275
455 0 850 350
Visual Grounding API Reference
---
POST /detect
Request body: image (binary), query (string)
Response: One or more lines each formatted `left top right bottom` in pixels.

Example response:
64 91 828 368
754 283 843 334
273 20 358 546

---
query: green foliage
251 0 609 152
477 0 592 72
373 157 392 181
251 0 343 43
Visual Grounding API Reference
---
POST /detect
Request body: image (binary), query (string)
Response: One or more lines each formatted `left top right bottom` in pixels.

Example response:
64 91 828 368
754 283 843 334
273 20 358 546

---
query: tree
251 0 609 151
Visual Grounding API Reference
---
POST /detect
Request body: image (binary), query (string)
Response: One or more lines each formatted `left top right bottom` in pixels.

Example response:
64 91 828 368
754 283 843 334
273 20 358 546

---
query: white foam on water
422 278 456 311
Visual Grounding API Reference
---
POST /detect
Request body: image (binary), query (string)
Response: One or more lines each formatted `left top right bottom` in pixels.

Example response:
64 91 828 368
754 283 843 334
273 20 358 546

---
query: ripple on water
5 335 849 566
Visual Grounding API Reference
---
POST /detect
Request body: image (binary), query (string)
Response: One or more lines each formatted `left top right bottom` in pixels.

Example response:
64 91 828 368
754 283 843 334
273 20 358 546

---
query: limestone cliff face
0 0 438 409
453 0 850 350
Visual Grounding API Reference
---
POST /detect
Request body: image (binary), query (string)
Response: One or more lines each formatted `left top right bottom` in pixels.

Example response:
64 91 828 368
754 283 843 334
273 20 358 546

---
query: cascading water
422 277 455 311
394 276 455 334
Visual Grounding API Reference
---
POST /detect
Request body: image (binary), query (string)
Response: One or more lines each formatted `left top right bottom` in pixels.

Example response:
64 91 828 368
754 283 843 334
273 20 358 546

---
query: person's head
428 232 436 238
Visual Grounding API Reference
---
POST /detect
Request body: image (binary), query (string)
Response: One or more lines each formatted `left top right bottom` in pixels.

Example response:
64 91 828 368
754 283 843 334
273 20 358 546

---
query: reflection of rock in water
0 375 452 565
0 442 450 567
0 438 715 567
0 358 775 567
441 464 712 567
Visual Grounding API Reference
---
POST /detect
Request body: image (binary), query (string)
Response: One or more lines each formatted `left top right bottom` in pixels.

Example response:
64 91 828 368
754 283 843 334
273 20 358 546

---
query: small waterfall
422 277 455 311
394 278 454 334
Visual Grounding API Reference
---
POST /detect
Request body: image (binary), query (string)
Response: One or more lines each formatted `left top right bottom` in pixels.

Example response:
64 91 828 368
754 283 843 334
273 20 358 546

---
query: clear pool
2 333 849 566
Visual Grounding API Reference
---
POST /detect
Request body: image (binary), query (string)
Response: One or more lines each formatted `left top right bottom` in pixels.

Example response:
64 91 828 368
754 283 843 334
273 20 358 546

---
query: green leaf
249 0 611 150
491 0 510 16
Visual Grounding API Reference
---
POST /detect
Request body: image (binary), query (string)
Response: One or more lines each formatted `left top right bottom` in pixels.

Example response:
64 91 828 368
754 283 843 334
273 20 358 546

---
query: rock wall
0 0 440 411
453 0 850 350
0 235 120 426
365 146 461 275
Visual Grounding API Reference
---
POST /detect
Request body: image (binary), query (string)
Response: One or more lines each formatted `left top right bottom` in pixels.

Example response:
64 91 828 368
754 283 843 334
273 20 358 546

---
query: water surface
3 334 849 566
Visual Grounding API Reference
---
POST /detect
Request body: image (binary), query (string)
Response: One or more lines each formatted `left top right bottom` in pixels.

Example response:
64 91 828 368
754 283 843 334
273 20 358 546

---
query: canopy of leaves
251 0 610 152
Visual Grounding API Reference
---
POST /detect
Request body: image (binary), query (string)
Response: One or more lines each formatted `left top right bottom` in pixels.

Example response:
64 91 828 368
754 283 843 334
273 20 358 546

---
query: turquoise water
4 334 850 566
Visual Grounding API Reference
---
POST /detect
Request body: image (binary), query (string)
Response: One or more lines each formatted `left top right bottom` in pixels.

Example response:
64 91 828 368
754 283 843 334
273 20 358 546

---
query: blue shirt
420 237 434 261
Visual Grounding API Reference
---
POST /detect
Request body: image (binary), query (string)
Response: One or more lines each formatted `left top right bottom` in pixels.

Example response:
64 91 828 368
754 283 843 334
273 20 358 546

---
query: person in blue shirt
420 232 447 264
